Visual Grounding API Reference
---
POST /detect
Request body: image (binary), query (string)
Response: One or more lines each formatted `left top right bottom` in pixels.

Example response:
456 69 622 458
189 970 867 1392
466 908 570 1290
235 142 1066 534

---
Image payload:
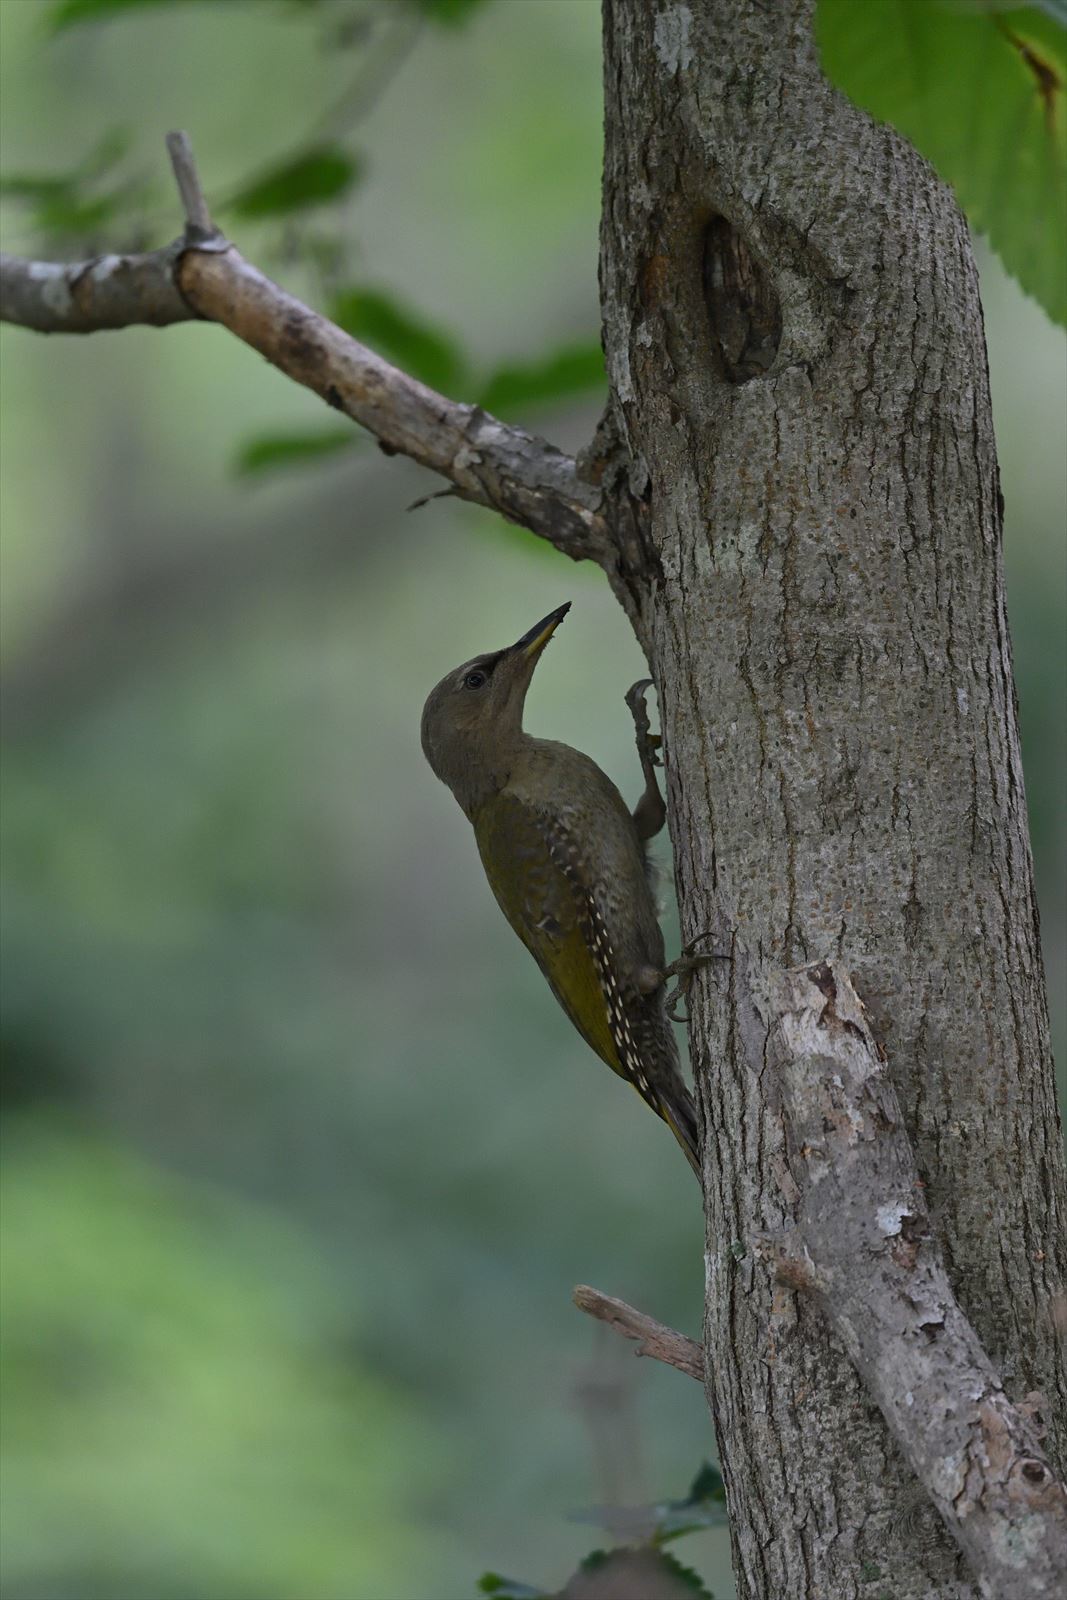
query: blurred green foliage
477 345 606 423
234 427 361 479
565 1460 729 1550
0 130 147 251
477 1578 546 1599
1 1123 439 1600
231 147 362 220
414 0 493 26
477 1546 715 1600
474 1462 727 1597
330 287 469 393
50 0 191 27
0 3 1063 1600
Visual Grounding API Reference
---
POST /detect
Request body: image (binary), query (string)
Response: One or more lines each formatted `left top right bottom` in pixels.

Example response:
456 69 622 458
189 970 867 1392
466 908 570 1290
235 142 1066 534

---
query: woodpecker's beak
510 603 571 662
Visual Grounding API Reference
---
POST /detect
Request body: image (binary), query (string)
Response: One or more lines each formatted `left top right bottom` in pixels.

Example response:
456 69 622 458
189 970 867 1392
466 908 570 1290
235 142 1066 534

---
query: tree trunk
598 1 1066 1595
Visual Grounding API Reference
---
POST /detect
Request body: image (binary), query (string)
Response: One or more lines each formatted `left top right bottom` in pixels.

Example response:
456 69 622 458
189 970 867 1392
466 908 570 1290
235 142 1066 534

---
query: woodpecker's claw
624 679 662 766
662 932 731 1023
665 986 690 1025
626 679 667 844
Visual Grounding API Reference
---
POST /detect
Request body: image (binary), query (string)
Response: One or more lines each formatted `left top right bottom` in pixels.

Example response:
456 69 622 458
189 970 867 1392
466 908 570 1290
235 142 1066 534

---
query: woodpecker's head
421 602 570 816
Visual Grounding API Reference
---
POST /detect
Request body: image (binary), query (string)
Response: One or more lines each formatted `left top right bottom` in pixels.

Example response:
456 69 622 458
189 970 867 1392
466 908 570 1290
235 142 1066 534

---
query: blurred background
0 4 1063 1599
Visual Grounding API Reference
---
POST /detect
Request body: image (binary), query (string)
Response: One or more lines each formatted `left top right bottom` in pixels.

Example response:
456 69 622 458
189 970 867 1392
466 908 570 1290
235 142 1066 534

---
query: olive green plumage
421 603 700 1178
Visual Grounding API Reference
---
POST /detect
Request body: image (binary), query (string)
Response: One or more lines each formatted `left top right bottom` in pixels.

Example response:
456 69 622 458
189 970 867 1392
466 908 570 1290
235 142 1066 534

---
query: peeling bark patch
702 216 782 383
877 1202 909 1236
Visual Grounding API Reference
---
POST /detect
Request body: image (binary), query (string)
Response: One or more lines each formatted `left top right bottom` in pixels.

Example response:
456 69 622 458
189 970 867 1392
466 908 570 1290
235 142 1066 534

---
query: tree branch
764 959 1067 1599
573 1284 704 1381
0 247 193 333
175 247 610 561
0 134 614 566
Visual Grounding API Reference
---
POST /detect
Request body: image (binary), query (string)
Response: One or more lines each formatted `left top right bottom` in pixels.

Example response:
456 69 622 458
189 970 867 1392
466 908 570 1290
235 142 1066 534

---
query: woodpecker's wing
474 791 702 1179
475 791 626 1077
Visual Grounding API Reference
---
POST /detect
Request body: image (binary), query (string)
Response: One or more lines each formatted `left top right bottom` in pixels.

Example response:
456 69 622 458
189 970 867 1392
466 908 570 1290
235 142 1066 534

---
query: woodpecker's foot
661 932 731 1023
625 679 666 844
625 679 662 766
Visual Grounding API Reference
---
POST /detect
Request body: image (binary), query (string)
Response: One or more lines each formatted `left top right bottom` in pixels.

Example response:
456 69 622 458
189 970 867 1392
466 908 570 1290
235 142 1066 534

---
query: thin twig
165 130 215 239
573 1285 704 1381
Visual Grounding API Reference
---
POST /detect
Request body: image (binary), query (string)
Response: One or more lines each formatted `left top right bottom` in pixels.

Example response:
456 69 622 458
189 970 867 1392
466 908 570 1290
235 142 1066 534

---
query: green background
1 4 1063 1598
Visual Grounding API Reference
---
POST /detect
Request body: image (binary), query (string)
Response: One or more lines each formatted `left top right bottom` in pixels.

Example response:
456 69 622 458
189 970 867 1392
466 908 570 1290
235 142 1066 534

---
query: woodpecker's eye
463 669 487 690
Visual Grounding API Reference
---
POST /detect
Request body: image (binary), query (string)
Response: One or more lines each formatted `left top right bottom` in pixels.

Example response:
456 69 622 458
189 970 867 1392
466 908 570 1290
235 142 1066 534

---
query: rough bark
765 961 1066 1597
599 2 1066 1596
580 960 1067 1597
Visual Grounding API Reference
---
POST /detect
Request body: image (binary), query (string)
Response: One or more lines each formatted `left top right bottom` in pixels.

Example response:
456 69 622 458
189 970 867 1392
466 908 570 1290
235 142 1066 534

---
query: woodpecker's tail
661 1085 702 1181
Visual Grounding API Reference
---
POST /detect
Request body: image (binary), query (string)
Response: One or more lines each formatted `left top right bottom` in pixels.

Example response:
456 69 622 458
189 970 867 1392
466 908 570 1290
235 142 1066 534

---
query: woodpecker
421 603 701 1178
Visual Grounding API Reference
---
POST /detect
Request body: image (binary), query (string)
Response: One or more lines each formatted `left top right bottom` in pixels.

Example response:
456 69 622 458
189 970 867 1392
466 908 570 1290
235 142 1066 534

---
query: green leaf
233 427 357 477
0 173 74 203
569 1460 729 1547
33 191 127 238
647 1466 730 1544
330 287 467 392
477 341 606 419
414 0 492 26
230 147 360 219
816 0 1067 326
51 0 196 26
685 1462 727 1503
657 1551 716 1597
475 1575 546 1599
565 1549 713 1597
956 0 1067 24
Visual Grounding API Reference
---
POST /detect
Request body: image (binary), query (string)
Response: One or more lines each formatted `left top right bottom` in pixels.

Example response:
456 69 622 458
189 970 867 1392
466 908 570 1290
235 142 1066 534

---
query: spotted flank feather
474 792 701 1177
